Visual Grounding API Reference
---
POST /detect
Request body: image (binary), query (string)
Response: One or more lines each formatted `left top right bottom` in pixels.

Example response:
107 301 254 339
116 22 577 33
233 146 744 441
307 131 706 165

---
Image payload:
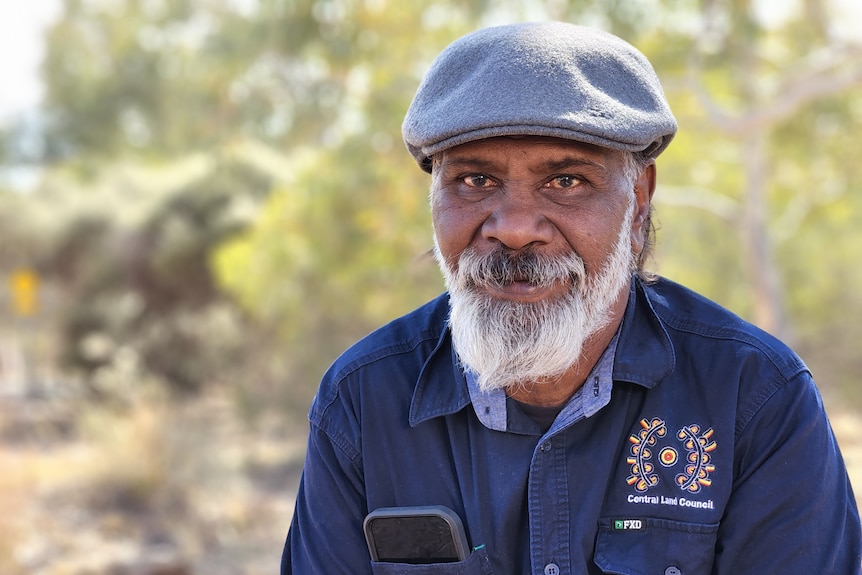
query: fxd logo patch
626 418 717 494
614 519 643 530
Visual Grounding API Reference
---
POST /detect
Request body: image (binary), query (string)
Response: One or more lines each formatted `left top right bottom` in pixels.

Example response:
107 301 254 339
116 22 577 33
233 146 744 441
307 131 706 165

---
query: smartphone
363 505 470 564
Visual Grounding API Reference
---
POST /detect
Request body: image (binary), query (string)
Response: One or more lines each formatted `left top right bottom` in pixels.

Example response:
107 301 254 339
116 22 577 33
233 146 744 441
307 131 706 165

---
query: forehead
434 136 622 170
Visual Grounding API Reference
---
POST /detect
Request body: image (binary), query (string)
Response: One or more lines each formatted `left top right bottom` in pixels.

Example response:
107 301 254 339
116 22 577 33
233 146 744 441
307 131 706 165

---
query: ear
630 162 656 255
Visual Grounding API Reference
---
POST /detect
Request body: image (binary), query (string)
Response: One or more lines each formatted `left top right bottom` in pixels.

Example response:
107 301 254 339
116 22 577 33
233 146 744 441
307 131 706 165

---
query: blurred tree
627 0 862 397
217 0 862 402
664 0 861 340
213 2 484 393
22 0 285 397
6 0 860 409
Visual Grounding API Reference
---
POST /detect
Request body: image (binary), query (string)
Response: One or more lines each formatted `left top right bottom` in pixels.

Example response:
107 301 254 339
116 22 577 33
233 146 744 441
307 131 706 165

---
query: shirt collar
408 277 675 427
466 332 617 433
613 277 676 388
409 324 472 426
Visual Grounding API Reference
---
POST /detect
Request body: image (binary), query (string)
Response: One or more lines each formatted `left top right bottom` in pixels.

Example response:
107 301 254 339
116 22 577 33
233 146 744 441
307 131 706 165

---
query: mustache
454 247 586 291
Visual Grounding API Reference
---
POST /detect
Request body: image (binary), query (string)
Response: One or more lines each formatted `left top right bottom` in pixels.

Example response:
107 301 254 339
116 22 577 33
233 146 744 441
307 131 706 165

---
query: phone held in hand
363 505 471 564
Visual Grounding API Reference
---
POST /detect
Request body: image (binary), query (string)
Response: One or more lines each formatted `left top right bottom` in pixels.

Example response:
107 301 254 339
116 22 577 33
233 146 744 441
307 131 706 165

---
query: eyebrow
436 156 499 172
540 157 608 173
438 155 608 173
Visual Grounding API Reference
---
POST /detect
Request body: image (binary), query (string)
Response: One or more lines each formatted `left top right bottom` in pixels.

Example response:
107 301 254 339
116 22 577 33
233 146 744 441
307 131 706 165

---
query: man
282 22 861 574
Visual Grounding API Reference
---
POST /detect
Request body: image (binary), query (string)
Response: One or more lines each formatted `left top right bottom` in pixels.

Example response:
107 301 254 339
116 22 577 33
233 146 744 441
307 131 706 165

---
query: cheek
431 204 482 257
557 200 633 272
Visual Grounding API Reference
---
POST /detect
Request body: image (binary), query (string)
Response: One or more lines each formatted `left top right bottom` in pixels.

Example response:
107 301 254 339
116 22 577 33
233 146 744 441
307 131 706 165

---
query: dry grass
0 392 859 574
0 392 305 575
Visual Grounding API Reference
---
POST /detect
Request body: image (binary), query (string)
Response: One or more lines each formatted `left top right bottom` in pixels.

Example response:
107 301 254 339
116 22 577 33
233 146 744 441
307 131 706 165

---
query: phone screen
364 506 469 564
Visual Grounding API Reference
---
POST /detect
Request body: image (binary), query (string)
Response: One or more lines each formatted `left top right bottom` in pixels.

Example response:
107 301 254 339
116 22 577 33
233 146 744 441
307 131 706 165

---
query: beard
435 199 636 394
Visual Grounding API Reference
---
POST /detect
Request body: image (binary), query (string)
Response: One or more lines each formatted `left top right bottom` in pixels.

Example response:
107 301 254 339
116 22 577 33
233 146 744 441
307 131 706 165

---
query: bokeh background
0 1 860 573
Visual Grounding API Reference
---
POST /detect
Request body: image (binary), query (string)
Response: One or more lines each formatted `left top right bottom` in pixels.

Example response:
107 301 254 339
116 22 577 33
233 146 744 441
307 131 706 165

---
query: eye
462 174 494 188
546 175 581 189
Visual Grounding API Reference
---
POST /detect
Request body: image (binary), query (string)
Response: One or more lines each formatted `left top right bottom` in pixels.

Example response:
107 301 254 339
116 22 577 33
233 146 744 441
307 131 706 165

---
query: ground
0 389 860 574
0 390 306 575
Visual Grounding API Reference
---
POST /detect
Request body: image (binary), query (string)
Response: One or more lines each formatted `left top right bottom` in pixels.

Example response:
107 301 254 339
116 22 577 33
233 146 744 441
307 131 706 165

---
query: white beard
435 198 636 393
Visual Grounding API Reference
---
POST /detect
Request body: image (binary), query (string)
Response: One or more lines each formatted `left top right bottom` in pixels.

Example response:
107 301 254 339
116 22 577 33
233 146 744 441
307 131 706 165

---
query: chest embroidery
626 418 716 494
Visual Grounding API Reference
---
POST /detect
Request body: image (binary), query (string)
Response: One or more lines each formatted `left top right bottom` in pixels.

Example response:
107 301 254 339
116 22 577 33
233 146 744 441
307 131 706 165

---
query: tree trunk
740 130 788 340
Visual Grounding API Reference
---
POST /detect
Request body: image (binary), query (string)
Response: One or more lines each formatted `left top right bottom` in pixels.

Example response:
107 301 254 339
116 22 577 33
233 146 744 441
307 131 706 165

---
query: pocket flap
594 517 719 575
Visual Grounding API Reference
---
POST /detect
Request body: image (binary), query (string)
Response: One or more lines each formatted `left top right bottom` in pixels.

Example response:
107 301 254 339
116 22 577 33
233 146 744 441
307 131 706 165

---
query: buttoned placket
467 335 618 574
529 428 572 575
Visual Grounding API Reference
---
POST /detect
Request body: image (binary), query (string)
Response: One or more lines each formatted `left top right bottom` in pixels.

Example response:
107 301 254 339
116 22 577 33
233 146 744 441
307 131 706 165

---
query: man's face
430 136 653 393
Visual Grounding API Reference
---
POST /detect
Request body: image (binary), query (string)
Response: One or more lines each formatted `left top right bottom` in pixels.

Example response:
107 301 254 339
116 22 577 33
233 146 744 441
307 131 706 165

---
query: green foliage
26 158 271 396
210 1 485 394
214 142 442 389
2 0 860 411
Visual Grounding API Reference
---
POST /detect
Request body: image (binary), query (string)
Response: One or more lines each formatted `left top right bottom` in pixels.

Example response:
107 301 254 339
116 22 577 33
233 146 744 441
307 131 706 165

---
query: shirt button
540 442 551 452
665 567 682 575
544 563 560 575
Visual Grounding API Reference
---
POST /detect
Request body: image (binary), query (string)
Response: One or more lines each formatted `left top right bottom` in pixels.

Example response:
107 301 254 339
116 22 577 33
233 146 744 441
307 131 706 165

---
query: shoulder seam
660 315 808 382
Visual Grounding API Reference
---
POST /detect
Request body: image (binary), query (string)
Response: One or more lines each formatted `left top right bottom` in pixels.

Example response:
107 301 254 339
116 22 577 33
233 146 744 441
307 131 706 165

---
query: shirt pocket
370 545 493 575
594 517 719 575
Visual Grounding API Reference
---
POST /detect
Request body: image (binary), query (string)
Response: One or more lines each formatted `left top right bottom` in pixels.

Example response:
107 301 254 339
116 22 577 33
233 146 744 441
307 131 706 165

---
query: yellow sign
10 268 39 316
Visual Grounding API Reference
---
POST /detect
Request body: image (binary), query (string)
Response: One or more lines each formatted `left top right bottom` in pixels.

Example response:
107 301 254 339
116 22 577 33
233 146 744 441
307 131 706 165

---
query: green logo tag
614 519 643 530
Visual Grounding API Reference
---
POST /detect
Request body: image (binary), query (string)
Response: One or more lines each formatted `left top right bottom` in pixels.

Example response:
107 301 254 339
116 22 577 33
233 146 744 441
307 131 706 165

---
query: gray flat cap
403 22 677 172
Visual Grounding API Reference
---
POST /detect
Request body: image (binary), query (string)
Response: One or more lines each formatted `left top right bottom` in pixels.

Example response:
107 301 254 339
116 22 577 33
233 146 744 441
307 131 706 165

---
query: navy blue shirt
282 277 862 574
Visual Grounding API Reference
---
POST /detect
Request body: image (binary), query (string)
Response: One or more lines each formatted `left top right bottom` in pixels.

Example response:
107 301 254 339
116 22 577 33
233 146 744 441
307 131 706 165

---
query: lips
483 260 572 289
489 271 532 287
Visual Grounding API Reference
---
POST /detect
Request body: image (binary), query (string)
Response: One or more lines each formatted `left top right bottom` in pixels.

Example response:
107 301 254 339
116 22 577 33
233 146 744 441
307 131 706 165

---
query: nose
481 191 554 251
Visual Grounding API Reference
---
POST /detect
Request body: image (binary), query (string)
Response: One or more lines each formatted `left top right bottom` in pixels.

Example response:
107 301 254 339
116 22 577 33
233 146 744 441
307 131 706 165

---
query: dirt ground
0 391 307 575
1 391 860 574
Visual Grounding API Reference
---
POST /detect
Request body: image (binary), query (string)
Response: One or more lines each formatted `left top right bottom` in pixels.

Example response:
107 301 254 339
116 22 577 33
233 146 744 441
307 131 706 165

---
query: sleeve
280 410 372 574
713 371 862 574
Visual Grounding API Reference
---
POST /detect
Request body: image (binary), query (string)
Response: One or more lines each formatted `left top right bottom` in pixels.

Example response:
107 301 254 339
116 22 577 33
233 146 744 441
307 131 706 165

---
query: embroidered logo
626 418 666 492
675 424 717 493
658 446 678 467
626 418 716 494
